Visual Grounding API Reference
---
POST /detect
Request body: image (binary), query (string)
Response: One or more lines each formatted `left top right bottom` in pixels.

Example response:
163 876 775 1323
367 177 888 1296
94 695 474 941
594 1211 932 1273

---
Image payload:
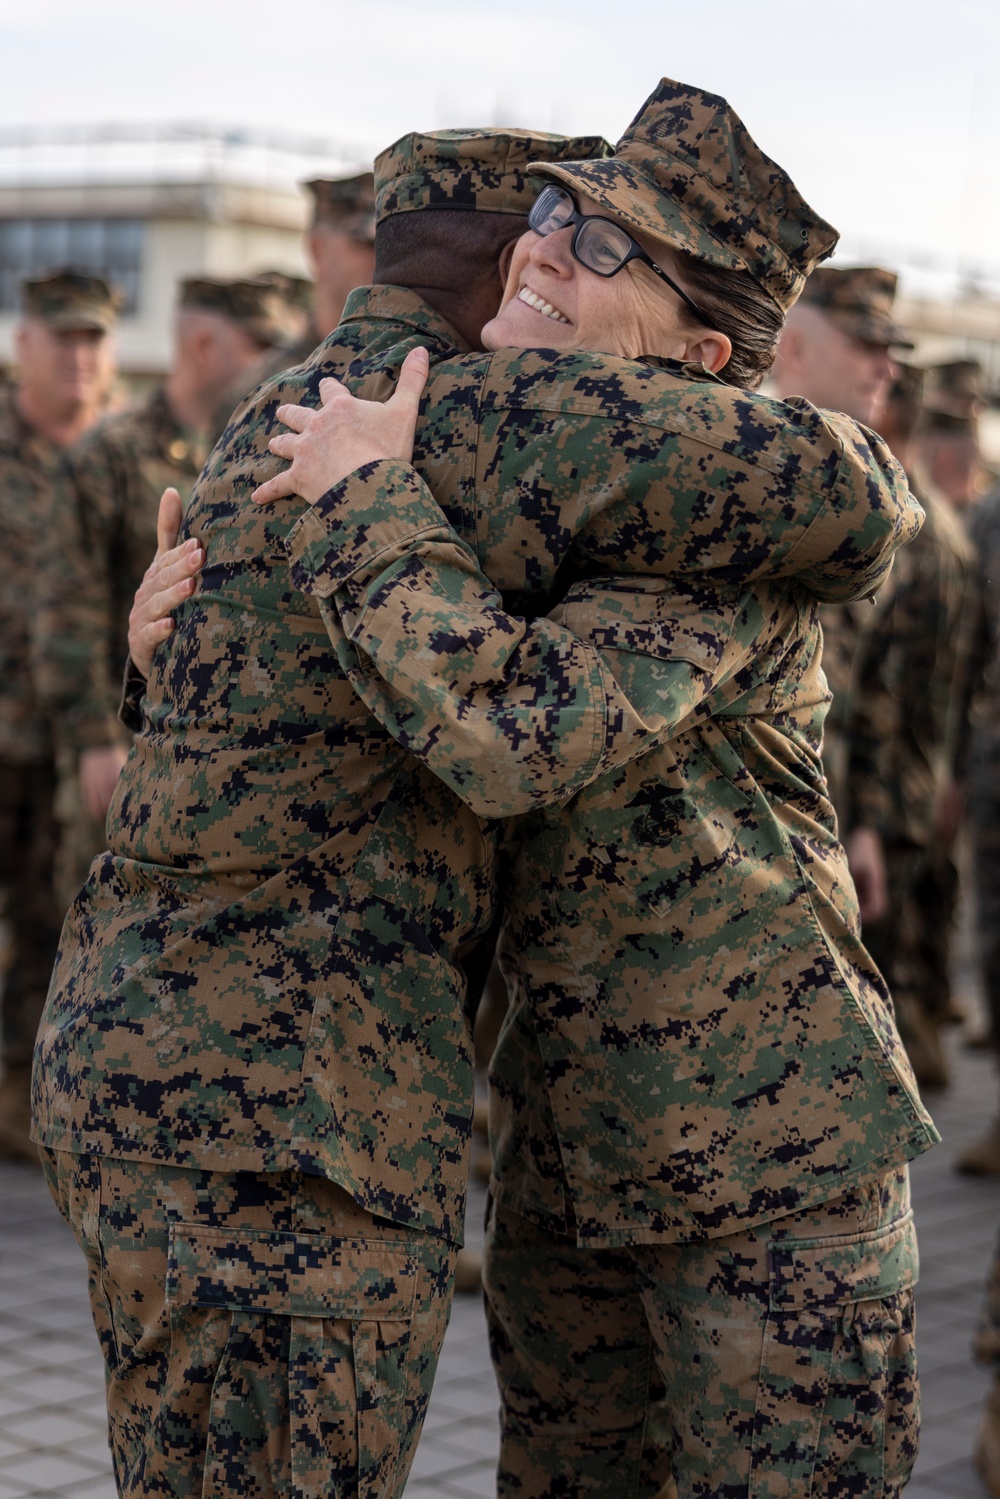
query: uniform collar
639 354 725 385
338 284 469 356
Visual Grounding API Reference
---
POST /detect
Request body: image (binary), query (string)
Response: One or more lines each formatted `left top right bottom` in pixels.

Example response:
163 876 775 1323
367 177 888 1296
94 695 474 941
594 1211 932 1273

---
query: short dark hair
668 248 785 391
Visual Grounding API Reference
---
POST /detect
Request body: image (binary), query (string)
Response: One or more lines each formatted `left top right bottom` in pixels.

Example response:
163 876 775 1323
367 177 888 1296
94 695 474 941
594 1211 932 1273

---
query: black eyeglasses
528 183 711 329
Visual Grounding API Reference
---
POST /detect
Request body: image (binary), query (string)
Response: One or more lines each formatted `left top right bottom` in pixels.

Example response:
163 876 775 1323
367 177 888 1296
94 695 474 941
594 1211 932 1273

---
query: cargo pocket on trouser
164 1223 422 1499
749 1208 919 1499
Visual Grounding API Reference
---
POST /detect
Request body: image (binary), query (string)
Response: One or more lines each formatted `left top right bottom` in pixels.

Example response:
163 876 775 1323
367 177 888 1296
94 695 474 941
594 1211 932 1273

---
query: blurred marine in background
771 267 908 922
0 270 121 1162
303 171 376 343
864 360 978 1090
211 173 377 436
955 359 1000 1174
772 267 980 1090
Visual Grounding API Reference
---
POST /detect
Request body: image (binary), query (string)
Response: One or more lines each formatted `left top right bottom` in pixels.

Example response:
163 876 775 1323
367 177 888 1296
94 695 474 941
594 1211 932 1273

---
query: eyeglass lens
530 185 575 235
530 185 634 277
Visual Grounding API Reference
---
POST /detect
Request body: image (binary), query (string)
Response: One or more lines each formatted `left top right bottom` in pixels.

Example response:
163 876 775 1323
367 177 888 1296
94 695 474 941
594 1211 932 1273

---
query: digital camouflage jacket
856 482 977 845
34 387 208 757
968 483 1000 746
288 452 935 1245
34 285 927 1245
822 481 977 843
0 383 61 764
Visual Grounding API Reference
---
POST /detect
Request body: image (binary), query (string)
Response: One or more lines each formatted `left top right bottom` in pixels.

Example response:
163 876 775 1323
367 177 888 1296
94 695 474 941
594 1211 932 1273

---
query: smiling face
481 193 704 362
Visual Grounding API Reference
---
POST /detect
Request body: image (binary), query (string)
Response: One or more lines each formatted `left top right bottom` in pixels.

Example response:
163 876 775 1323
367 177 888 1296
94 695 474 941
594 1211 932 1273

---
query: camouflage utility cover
923 357 987 426
179 276 298 350
34 284 929 1246
21 270 123 331
531 77 838 313
305 171 376 240
33 387 209 758
800 266 914 349
375 129 613 222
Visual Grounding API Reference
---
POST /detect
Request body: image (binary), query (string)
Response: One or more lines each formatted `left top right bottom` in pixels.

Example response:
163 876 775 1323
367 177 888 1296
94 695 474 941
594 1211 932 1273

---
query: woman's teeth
517 287 569 323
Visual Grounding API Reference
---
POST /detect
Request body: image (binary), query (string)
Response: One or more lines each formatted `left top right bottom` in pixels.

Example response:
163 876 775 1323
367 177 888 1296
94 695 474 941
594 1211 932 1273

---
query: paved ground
0 1031 997 1497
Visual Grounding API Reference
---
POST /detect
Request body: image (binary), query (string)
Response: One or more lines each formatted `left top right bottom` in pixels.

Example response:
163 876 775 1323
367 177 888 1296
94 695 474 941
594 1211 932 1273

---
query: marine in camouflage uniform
959 477 1000 1176
34 108 925 1496
918 358 995 509
0 271 121 1162
855 363 980 1089
34 275 294 905
274 85 933 1496
771 266 911 825
32 126 600 1499
211 171 379 438
768 266 973 1091
211 270 320 437
965 439 1000 1492
304 171 377 341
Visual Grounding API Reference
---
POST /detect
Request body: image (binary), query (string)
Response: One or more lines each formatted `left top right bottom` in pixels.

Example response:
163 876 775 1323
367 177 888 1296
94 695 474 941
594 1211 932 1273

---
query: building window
0 219 144 314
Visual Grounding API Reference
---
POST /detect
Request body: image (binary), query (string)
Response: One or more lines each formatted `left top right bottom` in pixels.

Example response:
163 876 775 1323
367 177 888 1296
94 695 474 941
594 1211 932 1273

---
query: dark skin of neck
373 209 526 352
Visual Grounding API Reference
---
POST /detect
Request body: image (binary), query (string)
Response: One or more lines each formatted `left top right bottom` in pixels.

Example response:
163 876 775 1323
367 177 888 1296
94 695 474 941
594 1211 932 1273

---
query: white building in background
0 123 372 377
4 123 1000 424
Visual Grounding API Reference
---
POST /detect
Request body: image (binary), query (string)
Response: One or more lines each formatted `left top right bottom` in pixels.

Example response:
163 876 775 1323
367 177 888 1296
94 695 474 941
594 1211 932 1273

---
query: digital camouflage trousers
41 1150 457 1499
484 1167 919 1499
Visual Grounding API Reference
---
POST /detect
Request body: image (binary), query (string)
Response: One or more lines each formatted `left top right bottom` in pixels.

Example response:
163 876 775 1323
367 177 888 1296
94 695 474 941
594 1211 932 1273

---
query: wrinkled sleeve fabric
285 459 790 818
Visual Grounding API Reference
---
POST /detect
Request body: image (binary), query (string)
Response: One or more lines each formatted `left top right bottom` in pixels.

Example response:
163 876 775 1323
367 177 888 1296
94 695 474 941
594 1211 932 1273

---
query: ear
683 329 733 376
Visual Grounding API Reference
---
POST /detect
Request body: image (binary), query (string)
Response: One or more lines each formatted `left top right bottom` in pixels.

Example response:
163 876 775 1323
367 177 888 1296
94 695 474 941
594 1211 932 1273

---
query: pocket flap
768 1210 918 1312
167 1223 419 1320
553 577 740 669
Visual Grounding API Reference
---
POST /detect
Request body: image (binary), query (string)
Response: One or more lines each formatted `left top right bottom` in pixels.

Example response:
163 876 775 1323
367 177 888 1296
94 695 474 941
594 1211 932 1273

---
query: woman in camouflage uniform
255 80 931 1499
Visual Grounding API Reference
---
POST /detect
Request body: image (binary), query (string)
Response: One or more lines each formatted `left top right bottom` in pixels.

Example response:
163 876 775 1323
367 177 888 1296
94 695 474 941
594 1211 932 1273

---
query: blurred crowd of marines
3 154 1000 1485
0 170 376 1162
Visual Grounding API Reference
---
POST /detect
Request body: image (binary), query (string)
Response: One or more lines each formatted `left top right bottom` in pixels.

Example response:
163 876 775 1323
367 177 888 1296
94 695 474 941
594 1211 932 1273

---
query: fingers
129 537 203 675
155 488 184 556
129 617 174 679
377 345 428 461
318 376 345 406
143 540 203 589
393 346 429 413
268 431 298 460
274 402 313 433
150 575 197 616
252 469 300 505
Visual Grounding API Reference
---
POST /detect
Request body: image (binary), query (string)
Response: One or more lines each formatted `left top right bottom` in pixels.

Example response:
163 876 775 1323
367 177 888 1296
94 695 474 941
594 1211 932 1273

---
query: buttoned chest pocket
567 732 753 920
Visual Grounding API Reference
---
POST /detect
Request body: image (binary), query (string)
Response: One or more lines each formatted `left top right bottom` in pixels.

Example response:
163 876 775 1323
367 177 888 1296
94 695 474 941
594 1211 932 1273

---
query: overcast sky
2 0 998 289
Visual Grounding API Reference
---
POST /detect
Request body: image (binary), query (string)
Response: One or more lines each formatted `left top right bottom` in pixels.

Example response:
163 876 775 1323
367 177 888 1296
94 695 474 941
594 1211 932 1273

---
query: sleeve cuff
283 458 452 599
117 656 147 734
